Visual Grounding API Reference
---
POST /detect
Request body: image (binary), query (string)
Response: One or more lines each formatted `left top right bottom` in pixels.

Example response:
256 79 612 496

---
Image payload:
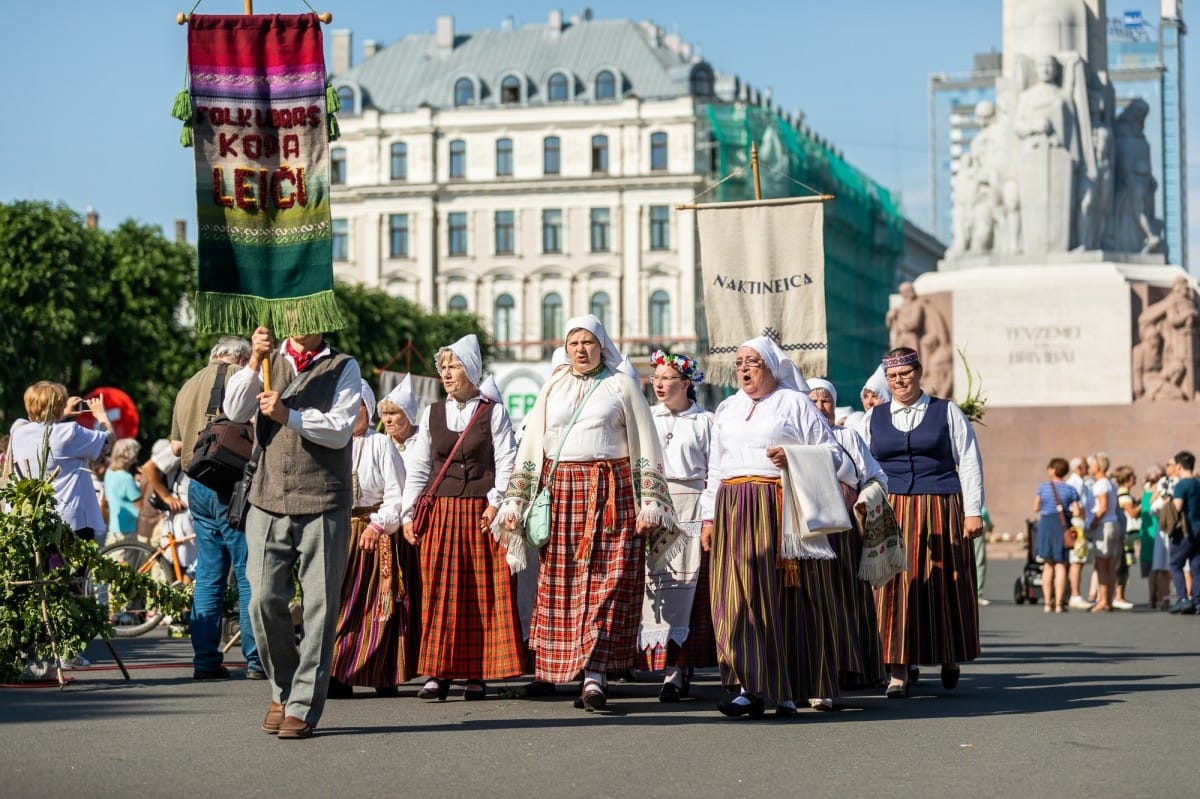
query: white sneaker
977 598 991 607
60 655 91 669
1068 595 1095 610
1111 599 1134 611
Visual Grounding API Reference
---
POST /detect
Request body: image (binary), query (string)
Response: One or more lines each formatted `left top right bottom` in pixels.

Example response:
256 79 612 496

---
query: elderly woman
103 438 142 546
637 350 716 702
379 375 420 459
9 382 115 542
402 335 521 701
329 381 409 698
496 315 677 712
700 338 842 718
808 379 888 694
861 347 984 698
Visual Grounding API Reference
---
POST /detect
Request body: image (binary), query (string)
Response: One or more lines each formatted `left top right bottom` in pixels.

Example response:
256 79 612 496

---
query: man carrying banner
224 325 362 740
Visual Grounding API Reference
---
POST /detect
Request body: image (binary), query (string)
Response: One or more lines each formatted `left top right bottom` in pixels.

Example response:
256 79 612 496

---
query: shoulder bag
410 400 489 538
1050 480 1079 550
187 363 254 494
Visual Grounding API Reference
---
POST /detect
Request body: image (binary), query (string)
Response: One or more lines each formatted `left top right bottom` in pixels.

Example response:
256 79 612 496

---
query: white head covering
617 355 640 384
862 364 892 404
834 405 853 425
383 373 419 425
563 314 623 373
807 377 838 406
359 379 377 422
741 336 810 392
550 346 569 372
438 333 483 387
479 375 502 404
842 410 866 430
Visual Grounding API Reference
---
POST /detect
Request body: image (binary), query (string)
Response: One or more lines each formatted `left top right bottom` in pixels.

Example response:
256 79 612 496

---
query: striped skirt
829 484 886 685
417 496 525 680
711 478 839 703
529 459 645 685
330 514 412 687
876 493 980 666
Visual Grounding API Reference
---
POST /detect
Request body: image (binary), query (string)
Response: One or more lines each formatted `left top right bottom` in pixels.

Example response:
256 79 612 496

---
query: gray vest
249 351 353 516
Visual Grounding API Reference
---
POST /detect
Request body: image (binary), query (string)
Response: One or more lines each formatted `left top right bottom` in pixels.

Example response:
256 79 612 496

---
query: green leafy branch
957 348 987 425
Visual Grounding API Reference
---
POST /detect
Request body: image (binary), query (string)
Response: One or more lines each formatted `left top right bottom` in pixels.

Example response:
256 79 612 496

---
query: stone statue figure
1014 54 1079 254
1134 277 1198 401
1077 87 1114 251
1112 99 1165 254
886 282 955 397
887 282 926 353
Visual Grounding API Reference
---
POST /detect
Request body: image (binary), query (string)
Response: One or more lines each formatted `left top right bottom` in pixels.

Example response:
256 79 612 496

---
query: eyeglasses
733 358 765 370
652 376 685 384
884 368 917 384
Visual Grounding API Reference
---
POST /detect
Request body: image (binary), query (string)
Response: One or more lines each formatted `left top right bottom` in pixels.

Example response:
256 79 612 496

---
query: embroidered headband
650 349 704 384
881 350 920 370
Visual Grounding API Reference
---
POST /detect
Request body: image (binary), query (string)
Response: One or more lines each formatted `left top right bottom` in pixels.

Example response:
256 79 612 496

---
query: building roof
335 16 712 112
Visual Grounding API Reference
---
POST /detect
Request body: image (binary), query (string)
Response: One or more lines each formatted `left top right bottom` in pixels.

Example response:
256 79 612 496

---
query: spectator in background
1111 465 1139 610
103 438 142 546
1168 451 1200 614
1087 453 1121 613
1066 455 1095 610
1033 457 1081 613
975 507 993 606
1142 464 1171 609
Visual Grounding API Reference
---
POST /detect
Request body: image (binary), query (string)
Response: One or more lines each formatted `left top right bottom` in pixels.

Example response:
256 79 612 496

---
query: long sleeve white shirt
353 430 407 533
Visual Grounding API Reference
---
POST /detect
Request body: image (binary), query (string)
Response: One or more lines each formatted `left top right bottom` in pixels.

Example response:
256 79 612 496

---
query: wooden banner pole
750 142 762 201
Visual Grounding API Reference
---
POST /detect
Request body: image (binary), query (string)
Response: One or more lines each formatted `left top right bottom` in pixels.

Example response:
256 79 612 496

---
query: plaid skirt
417 496 525 680
529 458 645 684
330 514 412 687
876 493 980 665
829 484 885 684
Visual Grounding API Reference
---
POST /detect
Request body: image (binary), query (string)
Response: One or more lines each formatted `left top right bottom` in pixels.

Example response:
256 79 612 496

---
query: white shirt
860 393 984 516
700 388 840 521
353 430 407 533
652 401 715 482
223 342 362 450
1091 476 1119 524
543 373 634 462
10 419 113 533
832 425 888 493
400 396 517 520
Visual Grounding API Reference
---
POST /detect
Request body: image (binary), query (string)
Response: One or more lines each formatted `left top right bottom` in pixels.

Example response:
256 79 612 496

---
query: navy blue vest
869 397 962 496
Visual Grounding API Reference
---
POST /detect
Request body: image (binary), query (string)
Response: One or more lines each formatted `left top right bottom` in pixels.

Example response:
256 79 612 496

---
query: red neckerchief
285 339 320 373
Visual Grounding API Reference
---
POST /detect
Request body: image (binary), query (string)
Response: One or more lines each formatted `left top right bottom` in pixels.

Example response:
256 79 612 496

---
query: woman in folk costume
329 381 410 697
807 378 888 693
848 365 892 437
860 347 984 698
638 350 717 702
401 334 522 701
379 374 420 460
495 314 678 712
700 337 843 718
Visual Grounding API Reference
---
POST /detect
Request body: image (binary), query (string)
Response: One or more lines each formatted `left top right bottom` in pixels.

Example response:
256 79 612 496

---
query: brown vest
250 350 354 515
427 399 496 499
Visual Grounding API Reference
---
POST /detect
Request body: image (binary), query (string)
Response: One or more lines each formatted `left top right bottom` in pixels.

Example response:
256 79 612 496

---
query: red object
75 387 139 440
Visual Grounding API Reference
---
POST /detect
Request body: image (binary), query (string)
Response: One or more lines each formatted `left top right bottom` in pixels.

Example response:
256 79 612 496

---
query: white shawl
779 444 850 560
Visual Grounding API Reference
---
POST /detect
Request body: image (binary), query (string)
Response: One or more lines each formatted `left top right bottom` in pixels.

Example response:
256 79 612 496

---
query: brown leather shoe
276 715 314 739
262 702 284 734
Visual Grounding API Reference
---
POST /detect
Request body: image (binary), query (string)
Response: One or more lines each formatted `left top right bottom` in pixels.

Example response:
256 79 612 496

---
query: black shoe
940 665 961 691
907 666 920 686
417 678 451 701
245 669 268 681
193 666 231 680
717 693 765 718
574 681 607 712
1168 598 1193 614
374 686 399 698
658 680 682 703
774 703 799 718
327 678 354 700
524 679 556 697
463 680 487 701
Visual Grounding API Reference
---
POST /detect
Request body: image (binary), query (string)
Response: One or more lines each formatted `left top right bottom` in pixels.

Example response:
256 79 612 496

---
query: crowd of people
4 318 991 738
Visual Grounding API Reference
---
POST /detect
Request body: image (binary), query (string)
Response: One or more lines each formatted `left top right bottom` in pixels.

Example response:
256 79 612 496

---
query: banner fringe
194 290 347 337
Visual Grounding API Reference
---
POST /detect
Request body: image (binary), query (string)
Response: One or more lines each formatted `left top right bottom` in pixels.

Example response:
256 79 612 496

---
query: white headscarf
563 314 623 373
479 375 502 404
807 377 837 406
438 333 483 387
359 379 377 422
550 346 568 371
741 336 810 392
617 354 641 384
862 364 892 404
383 373 419 425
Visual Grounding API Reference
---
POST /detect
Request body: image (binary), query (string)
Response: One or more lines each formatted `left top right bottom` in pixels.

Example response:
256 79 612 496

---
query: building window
454 77 475 106
448 212 468 256
590 291 612 330
542 292 564 357
690 66 714 97
649 290 671 337
388 213 410 258
494 293 515 357
544 136 561 175
595 70 616 100
330 147 346 185
389 142 407 180
649 205 670 250
495 210 515 255
500 75 522 104
542 209 563 253
590 208 610 253
336 85 355 114
496 138 513 177
650 131 668 171
448 294 469 312
332 218 348 261
449 139 466 179
591 134 608 173
548 73 570 102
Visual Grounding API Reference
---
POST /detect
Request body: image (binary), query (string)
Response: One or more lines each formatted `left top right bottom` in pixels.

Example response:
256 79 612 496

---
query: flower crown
650 349 704 384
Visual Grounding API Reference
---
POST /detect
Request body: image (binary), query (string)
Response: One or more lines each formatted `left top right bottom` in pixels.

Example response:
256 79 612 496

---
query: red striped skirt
876 493 980 665
417 495 525 680
529 458 645 684
829 484 885 684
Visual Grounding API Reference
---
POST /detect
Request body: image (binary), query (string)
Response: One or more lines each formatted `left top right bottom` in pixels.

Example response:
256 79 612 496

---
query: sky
1 0 1191 264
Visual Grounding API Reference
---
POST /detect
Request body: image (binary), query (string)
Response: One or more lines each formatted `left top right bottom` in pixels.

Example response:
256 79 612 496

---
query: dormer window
548 73 570 102
595 70 616 100
336 85 356 114
689 65 714 97
501 75 522 104
454 77 475 107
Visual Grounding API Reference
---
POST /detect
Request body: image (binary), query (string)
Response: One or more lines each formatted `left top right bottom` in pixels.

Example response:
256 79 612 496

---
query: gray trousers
245 504 350 727
972 533 987 595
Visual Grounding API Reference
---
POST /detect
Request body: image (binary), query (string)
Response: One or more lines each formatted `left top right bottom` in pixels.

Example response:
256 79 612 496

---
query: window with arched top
494 293 515 357
547 73 570 102
542 292 564 358
454 77 475 107
689 66 714 97
448 294 469 312
595 70 616 100
336 85 355 114
649 290 671 338
500 75 522 104
590 291 612 330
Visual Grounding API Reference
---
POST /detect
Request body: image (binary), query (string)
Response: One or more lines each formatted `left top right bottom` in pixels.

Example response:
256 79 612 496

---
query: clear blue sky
1 1 1189 262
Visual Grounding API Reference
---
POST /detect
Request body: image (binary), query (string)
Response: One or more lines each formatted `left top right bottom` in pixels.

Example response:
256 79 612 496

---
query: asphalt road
2 556 1196 798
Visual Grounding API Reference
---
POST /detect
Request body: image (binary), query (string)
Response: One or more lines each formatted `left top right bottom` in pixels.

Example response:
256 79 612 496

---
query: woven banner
694 197 828 385
184 14 345 337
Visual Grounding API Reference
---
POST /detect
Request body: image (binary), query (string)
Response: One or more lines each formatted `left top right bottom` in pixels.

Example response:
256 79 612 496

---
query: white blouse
352 430 406 533
401 396 517 519
542 373 633 462
652 401 714 482
832 425 888 493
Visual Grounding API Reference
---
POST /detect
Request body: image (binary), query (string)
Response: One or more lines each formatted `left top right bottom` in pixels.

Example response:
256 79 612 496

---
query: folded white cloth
779 445 851 560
